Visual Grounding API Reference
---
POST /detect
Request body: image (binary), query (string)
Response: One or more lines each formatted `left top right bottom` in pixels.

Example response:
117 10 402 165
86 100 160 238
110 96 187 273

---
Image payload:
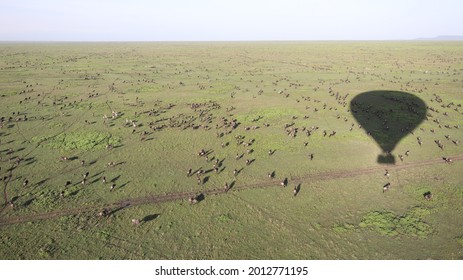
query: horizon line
1 39 463 43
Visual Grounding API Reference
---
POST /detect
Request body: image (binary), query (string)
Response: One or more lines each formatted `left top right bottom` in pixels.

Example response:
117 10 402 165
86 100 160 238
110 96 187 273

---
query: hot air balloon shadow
350 90 427 164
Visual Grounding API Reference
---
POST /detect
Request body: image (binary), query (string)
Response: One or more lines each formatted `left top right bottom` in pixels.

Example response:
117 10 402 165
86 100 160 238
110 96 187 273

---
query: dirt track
1 154 462 227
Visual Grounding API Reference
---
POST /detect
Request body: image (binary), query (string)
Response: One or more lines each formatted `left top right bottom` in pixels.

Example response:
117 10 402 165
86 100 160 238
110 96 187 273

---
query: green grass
359 207 434 239
0 42 462 260
31 131 121 151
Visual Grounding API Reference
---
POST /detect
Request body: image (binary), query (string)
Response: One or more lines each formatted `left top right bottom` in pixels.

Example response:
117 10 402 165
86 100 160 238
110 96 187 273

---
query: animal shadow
142 214 160 223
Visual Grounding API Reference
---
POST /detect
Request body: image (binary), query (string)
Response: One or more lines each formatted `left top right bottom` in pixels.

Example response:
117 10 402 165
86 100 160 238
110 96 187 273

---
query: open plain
0 42 462 259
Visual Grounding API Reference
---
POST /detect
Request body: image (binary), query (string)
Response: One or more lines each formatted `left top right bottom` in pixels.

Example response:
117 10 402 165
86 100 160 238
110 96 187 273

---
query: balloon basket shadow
378 154 396 164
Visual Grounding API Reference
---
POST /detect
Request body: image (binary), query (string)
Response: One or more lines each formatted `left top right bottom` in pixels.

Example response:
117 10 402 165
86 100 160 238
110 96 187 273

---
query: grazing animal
383 183 391 193
110 183 116 191
187 168 192 177
384 169 390 178
102 176 107 184
293 186 299 197
98 208 109 217
423 191 433 200
399 155 404 162
405 150 410 156
442 157 453 163
81 160 85 166
189 196 198 204
131 219 141 226
224 182 229 192
23 179 29 187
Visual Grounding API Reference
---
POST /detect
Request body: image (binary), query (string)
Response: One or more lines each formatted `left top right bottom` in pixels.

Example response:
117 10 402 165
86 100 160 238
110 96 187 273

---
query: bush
216 213 233 223
333 223 356 233
32 131 121 151
359 209 433 239
359 211 398 237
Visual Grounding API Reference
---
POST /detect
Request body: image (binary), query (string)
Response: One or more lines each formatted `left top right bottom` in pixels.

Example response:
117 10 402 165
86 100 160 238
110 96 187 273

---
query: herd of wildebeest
0 44 461 233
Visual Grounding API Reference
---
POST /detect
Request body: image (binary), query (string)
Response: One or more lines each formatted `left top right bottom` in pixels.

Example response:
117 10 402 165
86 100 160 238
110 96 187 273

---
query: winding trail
1 154 462 227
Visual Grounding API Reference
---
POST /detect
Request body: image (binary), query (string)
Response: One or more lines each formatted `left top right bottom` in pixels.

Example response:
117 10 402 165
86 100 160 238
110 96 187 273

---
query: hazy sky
0 0 462 41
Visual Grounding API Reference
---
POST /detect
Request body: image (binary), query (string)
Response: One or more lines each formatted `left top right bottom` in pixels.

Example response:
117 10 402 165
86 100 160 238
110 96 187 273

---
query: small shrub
359 209 433 239
32 131 121 151
216 213 233 223
407 206 434 219
359 211 398 237
34 189 58 210
333 223 356 233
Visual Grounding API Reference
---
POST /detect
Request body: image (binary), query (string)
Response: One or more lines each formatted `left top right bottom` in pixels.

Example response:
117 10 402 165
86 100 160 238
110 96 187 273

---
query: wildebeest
383 182 391 193
280 178 288 187
423 191 433 200
442 157 453 163
293 184 301 197
189 196 198 204
98 208 109 217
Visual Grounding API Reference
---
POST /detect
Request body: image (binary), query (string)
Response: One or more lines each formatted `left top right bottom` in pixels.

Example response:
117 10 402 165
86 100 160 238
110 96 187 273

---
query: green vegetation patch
235 107 301 125
359 208 434 238
32 131 121 151
34 189 58 210
216 213 234 223
332 223 356 234
457 236 463 247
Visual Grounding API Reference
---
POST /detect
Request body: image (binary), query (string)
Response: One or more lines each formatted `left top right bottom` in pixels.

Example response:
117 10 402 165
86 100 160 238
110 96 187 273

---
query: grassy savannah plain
0 41 462 259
